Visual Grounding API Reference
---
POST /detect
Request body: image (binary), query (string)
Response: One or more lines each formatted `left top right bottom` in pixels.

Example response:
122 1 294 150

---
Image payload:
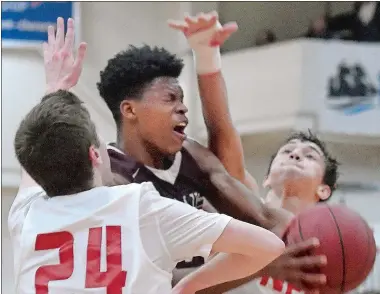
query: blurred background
1 1 380 293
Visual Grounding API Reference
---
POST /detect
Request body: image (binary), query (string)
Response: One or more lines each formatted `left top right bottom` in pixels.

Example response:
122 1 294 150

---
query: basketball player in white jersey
9 88 285 294
183 134 339 294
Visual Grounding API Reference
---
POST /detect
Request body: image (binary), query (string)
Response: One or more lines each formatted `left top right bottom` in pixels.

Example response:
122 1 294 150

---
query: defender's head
264 131 339 203
97 45 188 156
14 90 112 197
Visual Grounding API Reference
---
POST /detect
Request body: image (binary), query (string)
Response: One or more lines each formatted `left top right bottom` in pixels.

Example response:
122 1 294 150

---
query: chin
165 144 183 155
158 141 183 156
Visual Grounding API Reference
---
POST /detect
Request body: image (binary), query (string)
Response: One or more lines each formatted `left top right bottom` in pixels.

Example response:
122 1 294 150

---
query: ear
120 100 137 121
89 145 103 167
316 184 331 201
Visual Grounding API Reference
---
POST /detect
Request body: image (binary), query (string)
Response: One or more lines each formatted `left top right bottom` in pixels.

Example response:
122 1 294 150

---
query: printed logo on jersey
259 276 302 294
182 192 204 209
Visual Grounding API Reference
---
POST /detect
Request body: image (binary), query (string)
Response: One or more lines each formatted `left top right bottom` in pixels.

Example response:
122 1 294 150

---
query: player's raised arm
44 17 87 94
168 12 258 192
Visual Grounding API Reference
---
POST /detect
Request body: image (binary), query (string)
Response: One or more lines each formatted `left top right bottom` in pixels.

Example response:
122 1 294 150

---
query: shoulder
8 186 45 236
107 143 140 181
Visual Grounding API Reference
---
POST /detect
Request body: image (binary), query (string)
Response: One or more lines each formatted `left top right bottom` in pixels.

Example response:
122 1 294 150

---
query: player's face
265 139 326 194
125 77 188 155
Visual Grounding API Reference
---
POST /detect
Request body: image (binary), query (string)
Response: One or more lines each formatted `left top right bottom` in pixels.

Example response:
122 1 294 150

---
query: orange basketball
284 204 377 293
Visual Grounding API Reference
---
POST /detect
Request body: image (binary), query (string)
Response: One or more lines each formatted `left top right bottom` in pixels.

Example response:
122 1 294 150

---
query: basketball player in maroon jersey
45 16 329 293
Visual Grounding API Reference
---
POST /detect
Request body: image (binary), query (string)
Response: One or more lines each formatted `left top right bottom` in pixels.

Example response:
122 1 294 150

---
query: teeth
177 122 187 127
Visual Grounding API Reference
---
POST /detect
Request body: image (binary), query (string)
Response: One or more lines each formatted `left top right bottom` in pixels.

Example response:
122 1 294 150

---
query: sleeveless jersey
8 184 173 294
108 144 218 268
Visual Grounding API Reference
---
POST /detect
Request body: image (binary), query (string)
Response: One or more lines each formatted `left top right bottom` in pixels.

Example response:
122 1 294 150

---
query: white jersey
8 182 231 294
227 276 304 294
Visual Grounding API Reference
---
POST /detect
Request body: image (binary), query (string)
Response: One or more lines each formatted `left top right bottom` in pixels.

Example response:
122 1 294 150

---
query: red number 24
35 226 127 294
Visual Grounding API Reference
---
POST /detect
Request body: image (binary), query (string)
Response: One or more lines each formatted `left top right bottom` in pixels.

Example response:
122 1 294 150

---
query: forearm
207 170 272 228
184 139 282 230
197 68 245 183
177 254 264 293
197 72 234 135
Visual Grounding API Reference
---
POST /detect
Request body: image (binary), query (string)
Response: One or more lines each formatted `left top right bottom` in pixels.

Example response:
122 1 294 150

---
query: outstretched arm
183 138 292 236
168 12 257 191
18 18 87 193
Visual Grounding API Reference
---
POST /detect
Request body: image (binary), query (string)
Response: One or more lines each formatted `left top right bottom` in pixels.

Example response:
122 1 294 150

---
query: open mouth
173 122 187 138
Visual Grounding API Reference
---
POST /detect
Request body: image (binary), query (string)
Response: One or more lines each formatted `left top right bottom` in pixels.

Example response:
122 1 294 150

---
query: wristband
187 23 223 75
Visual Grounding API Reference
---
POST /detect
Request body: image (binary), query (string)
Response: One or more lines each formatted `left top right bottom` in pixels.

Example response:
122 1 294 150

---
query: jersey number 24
34 226 126 294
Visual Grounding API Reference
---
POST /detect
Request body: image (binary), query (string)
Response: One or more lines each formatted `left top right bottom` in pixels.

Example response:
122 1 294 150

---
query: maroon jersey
108 143 217 268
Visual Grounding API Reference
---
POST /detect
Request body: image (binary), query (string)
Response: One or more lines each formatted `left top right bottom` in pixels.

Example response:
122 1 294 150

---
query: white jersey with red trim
227 277 304 294
8 184 172 294
9 182 231 294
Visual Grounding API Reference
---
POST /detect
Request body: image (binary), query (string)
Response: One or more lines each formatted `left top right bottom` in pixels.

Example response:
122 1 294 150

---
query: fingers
55 17 65 51
210 22 238 46
285 271 326 294
285 238 320 256
63 18 75 54
69 42 87 83
184 13 198 26
42 42 50 62
47 25 55 46
289 255 327 269
167 20 188 32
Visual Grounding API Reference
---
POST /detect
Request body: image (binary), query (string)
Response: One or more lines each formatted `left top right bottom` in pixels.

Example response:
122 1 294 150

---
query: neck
266 186 317 215
117 129 172 169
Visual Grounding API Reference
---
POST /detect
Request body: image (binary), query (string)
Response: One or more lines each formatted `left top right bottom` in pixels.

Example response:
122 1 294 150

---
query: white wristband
187 22 223 75
193 47 222 75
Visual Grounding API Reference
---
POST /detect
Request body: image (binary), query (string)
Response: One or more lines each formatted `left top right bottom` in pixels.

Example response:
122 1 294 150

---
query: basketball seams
297 215 305 241
327 206 346 293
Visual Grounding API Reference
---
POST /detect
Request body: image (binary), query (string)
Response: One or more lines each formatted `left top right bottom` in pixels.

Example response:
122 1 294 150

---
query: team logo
182 192 204 209
326 62 379 115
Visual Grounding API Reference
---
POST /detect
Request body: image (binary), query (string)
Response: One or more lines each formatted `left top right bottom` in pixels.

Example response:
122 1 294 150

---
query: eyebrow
286 140 324 156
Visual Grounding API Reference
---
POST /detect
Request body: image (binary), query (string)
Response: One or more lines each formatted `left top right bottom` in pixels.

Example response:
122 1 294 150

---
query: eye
169 93 177 101
282 149 291 154
306 154 316 160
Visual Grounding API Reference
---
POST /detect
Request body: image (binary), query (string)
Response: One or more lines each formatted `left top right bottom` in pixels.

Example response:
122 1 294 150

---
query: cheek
306 161 324 178
139 105 171 126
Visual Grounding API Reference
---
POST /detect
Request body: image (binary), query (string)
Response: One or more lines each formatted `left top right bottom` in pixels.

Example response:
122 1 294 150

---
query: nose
176 101 188 115
289 150 301 161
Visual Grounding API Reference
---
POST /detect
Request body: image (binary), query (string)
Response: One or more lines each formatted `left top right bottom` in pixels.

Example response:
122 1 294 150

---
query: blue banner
2 2 74 47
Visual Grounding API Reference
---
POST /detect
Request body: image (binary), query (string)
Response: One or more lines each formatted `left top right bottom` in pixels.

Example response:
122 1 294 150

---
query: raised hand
168 11 238 47
44 17 87 94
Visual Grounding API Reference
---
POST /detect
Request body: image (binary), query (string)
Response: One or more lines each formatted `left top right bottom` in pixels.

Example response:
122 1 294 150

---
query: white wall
219 1 353 52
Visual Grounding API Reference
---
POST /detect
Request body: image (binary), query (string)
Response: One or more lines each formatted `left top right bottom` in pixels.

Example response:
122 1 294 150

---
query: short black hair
15 90 100 197
97 45 184 126
267 131 339 200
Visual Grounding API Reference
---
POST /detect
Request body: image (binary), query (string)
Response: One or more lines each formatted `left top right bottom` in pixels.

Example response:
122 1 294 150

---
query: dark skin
118 77 188 169
116 77 326 293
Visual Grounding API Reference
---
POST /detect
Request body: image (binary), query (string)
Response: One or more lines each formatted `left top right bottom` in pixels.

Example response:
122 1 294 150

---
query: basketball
284 204 377 293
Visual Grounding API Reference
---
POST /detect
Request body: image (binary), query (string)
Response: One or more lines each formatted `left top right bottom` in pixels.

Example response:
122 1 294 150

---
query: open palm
168 11 238 47
44 17 87 93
